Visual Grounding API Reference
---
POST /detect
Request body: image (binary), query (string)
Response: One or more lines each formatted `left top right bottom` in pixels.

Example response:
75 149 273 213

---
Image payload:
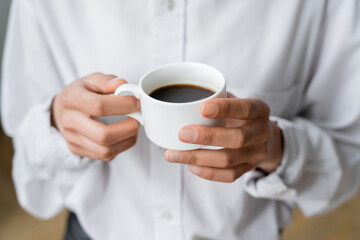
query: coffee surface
149 84 215 103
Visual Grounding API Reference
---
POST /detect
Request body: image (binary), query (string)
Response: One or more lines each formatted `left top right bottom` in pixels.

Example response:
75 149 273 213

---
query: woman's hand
165 94 283 183
52 73 140 161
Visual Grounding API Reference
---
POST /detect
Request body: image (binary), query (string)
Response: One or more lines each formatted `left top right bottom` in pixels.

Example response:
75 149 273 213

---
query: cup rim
138 62 226 106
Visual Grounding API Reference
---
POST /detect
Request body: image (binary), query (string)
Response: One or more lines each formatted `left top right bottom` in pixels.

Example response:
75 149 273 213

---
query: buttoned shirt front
2 0 360 240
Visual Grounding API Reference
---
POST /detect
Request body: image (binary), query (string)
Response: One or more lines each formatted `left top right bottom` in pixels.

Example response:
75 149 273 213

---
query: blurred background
0 1 359 239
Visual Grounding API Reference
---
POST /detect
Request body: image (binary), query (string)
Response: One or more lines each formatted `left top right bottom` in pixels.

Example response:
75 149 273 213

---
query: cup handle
114 84 144 125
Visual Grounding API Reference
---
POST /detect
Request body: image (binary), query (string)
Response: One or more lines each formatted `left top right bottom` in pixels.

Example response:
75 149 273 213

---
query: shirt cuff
22 97 92 183
242 116 299 201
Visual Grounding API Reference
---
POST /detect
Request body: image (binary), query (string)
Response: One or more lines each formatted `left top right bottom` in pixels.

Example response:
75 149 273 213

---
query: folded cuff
242 116 301 201
19 97 92 184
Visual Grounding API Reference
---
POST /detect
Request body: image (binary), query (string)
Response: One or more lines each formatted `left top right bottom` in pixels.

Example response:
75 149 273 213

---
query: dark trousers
64 212 92 240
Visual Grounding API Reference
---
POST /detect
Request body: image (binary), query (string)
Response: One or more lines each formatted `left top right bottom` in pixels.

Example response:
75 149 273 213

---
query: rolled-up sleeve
1 0 92 219
243 0 360 216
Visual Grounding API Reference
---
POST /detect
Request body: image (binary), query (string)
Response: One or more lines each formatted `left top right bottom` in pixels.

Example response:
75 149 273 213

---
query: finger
64 129 124 161
81 73 127 94
165 145 267 168
68 143 108 161
187 164 253 183
66 87 139 116
201 98 270 120
67 135 137 162
179 122 269 149
62 111 139 146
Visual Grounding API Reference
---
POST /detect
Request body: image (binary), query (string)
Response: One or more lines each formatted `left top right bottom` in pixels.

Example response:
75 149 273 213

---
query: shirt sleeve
1 0 92 219
242 0 360 216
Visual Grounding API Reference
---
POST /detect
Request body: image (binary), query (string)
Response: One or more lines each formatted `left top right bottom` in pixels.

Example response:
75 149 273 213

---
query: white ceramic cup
114 62 226 150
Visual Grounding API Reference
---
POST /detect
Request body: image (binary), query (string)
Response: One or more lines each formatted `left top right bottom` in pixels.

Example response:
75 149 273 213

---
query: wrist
258 120 283 174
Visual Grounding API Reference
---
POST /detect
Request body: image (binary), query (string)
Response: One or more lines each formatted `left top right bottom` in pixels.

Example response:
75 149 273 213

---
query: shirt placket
150 1 186 240
153 0 186 66
150 144 183 240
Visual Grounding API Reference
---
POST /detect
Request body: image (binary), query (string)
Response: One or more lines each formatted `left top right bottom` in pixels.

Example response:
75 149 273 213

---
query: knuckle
99 146 112 160
188 152 198 165
201 168 215 181
202 127 213 145
97 127 111 146
219 151 232 168
222 101 231 117
61 114 72 130
233 129 245 148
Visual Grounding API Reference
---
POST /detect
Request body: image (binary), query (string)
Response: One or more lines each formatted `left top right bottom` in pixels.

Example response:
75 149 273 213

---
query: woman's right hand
51 73 140 161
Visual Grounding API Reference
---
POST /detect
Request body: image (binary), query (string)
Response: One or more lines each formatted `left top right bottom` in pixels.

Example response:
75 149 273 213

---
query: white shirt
2 0 360 239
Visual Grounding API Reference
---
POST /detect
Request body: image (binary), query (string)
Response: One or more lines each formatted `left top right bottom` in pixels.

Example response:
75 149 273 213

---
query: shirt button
167 0 175 10
161 211 173 220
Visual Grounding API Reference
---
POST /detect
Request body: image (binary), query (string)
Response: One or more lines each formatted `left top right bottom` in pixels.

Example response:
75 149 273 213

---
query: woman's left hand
165 94 283 183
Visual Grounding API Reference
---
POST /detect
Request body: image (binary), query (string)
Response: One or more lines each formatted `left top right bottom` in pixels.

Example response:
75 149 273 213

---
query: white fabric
2 0 360 239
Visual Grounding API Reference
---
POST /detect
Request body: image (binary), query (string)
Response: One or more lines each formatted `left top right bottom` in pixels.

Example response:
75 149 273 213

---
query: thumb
82 73 127 94
106 78 128 92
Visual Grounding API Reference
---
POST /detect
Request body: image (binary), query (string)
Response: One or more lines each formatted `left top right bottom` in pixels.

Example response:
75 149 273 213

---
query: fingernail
179 128 197 142
166 151 182 163
109 77 120 83
203 103 218 117
109 78 125 86
189 165 202 174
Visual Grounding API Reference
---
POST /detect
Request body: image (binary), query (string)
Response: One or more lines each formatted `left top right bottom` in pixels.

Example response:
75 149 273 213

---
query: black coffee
149 84 215 103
